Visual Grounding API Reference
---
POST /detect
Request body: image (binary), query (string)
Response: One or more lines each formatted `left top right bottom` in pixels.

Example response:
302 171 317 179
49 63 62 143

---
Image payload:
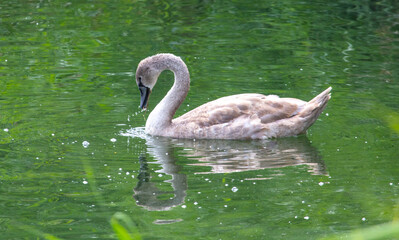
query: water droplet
82 141 90 148
231 187 238 192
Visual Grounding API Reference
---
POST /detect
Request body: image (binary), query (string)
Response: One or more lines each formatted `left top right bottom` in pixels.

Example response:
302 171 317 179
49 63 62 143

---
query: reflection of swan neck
133 149 187 211
147 55 190 129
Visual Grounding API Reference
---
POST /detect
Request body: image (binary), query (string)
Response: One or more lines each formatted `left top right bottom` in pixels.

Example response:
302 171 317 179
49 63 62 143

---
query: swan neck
147 55 190 131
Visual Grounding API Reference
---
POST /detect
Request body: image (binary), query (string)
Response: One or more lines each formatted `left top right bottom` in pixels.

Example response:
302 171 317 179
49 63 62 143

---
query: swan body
136 53 331 139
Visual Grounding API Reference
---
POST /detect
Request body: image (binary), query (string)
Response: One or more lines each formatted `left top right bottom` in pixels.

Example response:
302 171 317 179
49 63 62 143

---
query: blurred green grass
322 111 399 240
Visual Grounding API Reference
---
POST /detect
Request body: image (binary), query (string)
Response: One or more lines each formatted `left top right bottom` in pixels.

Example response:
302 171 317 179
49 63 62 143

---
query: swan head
135 56 163 109
135 53 188 110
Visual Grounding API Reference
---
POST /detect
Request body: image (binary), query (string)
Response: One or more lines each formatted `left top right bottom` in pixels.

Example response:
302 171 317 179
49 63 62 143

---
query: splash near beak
139 86 151 110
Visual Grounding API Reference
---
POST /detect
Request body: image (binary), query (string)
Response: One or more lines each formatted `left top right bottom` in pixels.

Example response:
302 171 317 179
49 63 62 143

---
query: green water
1 0 399 239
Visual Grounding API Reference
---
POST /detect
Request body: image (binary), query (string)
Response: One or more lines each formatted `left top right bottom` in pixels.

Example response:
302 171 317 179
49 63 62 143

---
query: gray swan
136 53 331 139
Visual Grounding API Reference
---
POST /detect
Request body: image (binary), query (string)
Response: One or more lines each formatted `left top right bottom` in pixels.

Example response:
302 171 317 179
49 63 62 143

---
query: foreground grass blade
323 221 399 240
110 212 142 240
12 221 63 240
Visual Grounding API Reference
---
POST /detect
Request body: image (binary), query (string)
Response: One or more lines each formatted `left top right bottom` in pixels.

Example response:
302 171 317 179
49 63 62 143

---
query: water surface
1 0 399 239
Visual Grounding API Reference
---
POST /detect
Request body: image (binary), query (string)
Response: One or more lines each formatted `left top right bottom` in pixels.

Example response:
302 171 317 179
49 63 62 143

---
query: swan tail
298 87 332 132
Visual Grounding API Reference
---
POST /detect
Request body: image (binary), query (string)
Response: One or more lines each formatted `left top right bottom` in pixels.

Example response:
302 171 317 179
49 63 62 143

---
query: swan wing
174 93 306 127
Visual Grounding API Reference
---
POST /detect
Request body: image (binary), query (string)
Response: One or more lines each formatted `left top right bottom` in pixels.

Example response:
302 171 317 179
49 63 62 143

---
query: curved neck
146 55 190 130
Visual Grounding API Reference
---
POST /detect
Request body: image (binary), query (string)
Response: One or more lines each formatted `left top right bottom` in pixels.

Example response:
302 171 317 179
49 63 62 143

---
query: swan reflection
122 127 327 211
133 147 187 211
175 137 327 175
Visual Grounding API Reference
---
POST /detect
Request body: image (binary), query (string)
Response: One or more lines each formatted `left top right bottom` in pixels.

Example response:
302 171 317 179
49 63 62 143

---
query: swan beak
139 86 151 110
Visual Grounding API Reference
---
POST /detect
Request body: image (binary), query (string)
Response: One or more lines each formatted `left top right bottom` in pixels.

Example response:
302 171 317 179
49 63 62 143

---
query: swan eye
137 76 144 87
138 77 147 89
